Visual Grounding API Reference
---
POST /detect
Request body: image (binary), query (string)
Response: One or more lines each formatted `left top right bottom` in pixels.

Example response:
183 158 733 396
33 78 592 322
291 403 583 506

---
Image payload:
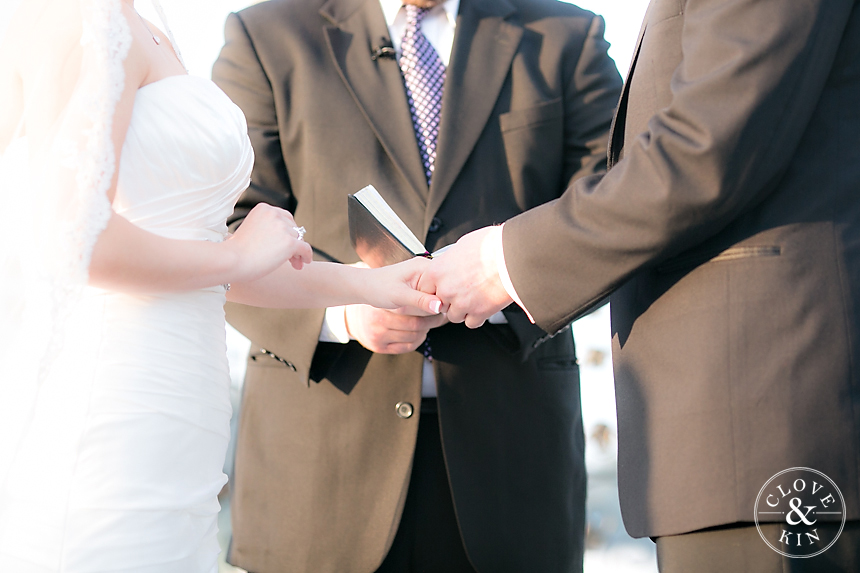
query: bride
0 0 440 571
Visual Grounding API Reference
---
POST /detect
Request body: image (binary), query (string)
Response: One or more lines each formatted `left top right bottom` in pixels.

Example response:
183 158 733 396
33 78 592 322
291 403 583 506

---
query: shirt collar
379 0 460 28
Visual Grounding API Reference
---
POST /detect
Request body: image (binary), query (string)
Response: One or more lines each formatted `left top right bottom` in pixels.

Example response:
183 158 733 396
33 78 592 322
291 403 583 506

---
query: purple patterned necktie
399 5 446 187
400 5 444 360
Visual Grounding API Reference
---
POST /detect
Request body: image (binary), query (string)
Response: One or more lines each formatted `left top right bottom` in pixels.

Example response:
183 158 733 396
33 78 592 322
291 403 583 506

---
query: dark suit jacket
213 0 621 570
504 0 860 539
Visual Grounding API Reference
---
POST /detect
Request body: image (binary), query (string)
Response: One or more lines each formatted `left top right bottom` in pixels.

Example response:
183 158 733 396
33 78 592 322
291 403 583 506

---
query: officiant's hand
345 260 447 353
419 226 513 329
345 299 448 355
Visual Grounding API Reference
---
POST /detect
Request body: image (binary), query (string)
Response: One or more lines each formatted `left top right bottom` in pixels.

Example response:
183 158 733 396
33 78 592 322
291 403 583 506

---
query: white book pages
353 185 427 255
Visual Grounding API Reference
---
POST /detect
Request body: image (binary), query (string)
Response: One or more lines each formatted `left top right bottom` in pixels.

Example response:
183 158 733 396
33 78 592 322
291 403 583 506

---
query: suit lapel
425 0 523 227
607 1 653 168
321 0 430 205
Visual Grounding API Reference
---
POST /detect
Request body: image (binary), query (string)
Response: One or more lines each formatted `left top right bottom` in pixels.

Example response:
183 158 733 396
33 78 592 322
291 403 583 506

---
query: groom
421 0 860 570
214 0 621 571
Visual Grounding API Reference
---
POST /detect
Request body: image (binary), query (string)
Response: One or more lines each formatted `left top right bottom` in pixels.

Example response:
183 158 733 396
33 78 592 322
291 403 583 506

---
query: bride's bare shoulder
119 3 186 88
117 2 153 89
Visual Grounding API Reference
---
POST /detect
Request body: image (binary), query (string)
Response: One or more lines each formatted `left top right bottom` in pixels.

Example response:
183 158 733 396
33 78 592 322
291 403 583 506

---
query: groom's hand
419 226 513 329
345 304 448 354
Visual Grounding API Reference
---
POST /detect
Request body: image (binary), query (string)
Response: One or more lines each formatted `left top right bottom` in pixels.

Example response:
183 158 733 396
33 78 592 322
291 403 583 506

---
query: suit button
428 217 443 233
395 401 414 419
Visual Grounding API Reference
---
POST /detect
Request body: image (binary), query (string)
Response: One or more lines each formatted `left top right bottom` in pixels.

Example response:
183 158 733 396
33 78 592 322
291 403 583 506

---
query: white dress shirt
380 0 460 66
494 225 535 323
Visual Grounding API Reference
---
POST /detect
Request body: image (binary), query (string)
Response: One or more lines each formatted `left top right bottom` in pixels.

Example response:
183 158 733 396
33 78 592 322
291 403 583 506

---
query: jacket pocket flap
499 98 563 133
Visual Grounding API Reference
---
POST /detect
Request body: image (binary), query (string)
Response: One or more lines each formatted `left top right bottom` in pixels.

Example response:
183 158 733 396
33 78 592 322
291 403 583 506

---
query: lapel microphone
371 38 396 61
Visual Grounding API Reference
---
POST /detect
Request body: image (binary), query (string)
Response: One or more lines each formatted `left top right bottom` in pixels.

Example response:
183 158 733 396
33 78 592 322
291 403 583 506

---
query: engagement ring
293 226 306 241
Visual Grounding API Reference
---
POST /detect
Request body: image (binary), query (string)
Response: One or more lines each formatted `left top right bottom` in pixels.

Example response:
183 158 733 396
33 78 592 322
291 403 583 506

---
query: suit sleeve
503 0 855 334
502 13 622 353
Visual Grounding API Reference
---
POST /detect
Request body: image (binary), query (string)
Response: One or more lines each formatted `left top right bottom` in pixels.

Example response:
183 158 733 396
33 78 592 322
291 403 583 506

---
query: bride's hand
224 203 313 282
364 257 443 316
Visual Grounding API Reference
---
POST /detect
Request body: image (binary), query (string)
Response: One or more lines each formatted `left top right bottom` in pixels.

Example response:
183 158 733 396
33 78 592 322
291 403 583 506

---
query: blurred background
134 1 655 571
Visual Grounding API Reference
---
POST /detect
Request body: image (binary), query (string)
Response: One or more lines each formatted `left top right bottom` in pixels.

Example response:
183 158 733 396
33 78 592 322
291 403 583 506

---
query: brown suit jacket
212 0 621 571
504 0 860 538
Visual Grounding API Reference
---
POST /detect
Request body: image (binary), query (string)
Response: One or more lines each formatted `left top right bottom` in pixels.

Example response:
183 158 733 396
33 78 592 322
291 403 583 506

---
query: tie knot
404 5 430 28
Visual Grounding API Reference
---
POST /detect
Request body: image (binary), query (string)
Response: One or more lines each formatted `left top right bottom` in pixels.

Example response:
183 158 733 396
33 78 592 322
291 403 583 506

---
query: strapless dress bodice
114 75 253 242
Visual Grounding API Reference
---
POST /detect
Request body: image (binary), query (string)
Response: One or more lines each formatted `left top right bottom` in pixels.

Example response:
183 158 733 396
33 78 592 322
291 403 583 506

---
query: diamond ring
293 226 306 241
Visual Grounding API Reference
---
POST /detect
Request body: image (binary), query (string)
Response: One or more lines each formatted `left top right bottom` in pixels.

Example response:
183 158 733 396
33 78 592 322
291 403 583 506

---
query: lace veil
0 0 130 485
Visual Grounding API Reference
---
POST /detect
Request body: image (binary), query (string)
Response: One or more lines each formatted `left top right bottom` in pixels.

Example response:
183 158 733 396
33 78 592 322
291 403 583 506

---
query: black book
348 185 430 268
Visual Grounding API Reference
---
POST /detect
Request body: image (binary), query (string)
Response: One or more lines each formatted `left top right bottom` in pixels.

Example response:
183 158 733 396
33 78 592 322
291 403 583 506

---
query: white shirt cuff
495 224 535 324
319 305 352 344
487 311 508 324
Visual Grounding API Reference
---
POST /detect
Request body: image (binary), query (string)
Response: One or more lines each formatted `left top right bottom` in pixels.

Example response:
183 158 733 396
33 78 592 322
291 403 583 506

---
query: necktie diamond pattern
399 5 446 186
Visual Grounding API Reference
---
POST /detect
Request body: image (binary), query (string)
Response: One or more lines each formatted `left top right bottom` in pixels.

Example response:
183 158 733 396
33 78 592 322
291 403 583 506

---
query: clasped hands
347 226 514 355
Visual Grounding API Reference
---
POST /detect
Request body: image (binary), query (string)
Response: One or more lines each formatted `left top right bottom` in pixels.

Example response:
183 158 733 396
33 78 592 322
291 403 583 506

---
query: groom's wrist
495 224 535 324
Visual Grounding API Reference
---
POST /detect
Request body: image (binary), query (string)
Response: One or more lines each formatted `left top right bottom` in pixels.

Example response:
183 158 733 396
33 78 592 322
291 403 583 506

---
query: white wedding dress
0 75 252 572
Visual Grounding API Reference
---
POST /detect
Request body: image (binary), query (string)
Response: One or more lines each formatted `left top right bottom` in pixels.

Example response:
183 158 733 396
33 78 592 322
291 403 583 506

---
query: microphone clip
371 42 396 61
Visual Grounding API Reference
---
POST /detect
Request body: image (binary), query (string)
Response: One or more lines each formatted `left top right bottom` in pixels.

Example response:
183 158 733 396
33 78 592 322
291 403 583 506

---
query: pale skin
346 224 514 353
343 263 447 355
418 226 514 329
345 304 448 355
2 0 441 315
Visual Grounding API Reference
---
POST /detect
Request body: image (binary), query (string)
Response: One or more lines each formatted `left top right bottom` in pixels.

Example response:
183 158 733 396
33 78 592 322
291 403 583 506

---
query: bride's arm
89 204 310 293
227 257 442 315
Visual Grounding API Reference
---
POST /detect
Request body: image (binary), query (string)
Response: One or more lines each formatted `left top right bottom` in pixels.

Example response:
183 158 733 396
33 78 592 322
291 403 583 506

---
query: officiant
213 0 621 571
